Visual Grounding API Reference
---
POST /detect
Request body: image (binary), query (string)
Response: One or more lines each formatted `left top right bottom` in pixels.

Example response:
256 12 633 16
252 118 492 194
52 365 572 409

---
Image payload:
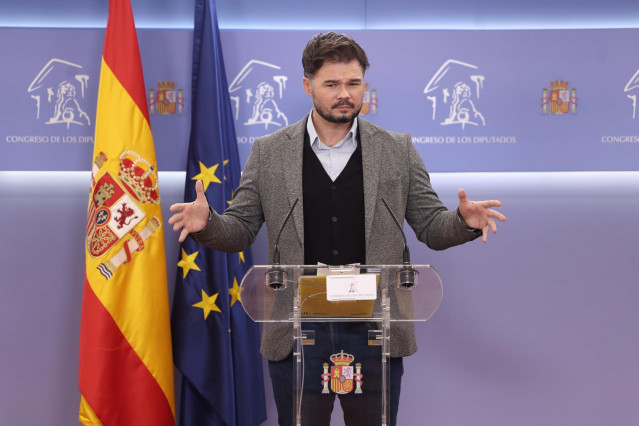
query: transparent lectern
240 264 443 426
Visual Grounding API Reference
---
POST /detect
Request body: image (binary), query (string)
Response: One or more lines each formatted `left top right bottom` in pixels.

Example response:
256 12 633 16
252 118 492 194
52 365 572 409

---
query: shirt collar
307 111 358 150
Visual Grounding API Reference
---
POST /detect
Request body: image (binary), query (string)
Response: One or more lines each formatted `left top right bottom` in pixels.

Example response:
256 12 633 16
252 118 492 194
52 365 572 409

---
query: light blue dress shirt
306 113 358 182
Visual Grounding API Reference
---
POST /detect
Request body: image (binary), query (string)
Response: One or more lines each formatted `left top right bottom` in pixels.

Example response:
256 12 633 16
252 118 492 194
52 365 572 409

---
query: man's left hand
458 188 507 243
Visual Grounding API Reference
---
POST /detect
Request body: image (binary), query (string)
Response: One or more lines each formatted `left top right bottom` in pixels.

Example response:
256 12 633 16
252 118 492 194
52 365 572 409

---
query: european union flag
171 0 267 424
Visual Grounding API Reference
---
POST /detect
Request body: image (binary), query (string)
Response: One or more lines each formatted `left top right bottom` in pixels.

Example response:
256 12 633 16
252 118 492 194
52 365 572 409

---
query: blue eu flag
171 0 267 424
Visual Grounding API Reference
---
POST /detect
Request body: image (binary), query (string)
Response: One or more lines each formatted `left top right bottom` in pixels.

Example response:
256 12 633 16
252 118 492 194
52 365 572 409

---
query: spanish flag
79 0 175 424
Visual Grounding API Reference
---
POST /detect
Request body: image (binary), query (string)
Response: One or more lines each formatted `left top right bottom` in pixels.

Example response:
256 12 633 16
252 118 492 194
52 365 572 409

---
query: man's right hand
168 180 210 243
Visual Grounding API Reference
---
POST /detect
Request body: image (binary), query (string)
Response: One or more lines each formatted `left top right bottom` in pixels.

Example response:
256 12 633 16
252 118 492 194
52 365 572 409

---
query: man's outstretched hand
458 188 507 243
168 180 210 243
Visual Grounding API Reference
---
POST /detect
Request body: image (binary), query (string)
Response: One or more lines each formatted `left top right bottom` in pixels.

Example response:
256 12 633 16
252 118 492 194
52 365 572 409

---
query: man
169 32 506 426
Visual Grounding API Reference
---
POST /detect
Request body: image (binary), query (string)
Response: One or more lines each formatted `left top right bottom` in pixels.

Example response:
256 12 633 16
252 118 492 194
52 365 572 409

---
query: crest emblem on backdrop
27 58 92 129
86 151 161 280
542 78 577 115
360 82 378 116
149 79 184 115
321 350 364 394
424 59 486 129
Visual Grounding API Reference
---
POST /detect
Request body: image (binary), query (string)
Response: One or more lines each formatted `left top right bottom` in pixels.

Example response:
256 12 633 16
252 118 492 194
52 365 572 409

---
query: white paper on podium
326 274 377 301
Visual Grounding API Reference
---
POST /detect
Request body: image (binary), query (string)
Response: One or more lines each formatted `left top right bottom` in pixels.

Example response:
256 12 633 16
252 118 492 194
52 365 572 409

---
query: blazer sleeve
404 139 480 250
189 140 266 253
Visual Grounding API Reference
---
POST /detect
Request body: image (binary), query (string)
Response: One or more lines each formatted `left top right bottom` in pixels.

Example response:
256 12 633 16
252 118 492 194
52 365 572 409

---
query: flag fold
171 0 267 425
79 0 175 424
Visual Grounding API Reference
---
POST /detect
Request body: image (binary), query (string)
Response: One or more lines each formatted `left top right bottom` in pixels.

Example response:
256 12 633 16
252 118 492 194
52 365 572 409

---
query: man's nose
337 84 350 99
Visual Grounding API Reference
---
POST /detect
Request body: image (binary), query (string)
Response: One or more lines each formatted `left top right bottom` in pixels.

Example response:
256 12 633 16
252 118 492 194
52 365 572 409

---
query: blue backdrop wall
1 1 638 425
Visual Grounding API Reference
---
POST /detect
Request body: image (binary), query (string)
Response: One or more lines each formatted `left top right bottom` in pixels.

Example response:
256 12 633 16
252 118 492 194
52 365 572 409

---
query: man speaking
169 32 506 426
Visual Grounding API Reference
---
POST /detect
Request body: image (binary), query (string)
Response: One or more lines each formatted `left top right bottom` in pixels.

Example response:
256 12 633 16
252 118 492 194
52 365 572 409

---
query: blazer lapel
359 118 382 246
281 116 307 248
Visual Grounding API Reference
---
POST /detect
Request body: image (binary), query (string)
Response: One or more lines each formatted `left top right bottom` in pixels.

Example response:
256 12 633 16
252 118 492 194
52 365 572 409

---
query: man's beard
313 98 362 124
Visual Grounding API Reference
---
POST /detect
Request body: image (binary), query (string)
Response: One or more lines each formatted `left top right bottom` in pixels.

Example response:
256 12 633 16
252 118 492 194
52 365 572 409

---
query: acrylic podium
240 264 443 426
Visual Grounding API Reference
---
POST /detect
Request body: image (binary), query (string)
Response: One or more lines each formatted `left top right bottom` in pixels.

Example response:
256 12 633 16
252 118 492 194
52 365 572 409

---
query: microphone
266 198 299 289
381 198 416 288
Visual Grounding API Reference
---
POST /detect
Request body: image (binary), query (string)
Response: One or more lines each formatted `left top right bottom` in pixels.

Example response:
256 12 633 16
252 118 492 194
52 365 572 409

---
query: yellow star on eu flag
227 188 236 207
229 277 242 307
177 248 201 278
192 289 221 320
223 159 229 181
238 251 245 264
192 161 221 191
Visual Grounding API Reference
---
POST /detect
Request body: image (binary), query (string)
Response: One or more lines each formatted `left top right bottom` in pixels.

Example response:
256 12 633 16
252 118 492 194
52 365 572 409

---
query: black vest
303 130 366 266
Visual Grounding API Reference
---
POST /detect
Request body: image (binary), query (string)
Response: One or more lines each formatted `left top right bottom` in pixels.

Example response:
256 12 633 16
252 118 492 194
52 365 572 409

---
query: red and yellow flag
79 0 175 424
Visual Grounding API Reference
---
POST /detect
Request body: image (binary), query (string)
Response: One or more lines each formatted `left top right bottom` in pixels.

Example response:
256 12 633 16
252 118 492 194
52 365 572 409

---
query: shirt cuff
457 209 482 235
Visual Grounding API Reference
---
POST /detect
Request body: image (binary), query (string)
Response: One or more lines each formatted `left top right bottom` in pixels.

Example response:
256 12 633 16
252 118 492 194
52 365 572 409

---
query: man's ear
303 77 312 97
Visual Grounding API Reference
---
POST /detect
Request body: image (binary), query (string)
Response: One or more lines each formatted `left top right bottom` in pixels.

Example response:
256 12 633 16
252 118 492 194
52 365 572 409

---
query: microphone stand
265 198 299 289
381 198 416 288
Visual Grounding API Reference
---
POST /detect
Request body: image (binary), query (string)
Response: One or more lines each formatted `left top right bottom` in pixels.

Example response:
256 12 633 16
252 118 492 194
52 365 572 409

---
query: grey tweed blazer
191 115 478 361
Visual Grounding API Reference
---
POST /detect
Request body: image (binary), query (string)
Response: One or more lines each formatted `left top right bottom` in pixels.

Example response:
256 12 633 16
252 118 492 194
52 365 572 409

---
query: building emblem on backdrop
360 83 378 115
423 59 486 129
228 60 289 130
86 151 161 280
623 68 639 119
149 79 184 115
542 78 577 115
27 58 91 129
321 350 363 395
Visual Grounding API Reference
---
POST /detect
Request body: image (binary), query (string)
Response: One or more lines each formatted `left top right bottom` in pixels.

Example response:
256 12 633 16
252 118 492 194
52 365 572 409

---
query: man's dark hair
302 32 370 79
